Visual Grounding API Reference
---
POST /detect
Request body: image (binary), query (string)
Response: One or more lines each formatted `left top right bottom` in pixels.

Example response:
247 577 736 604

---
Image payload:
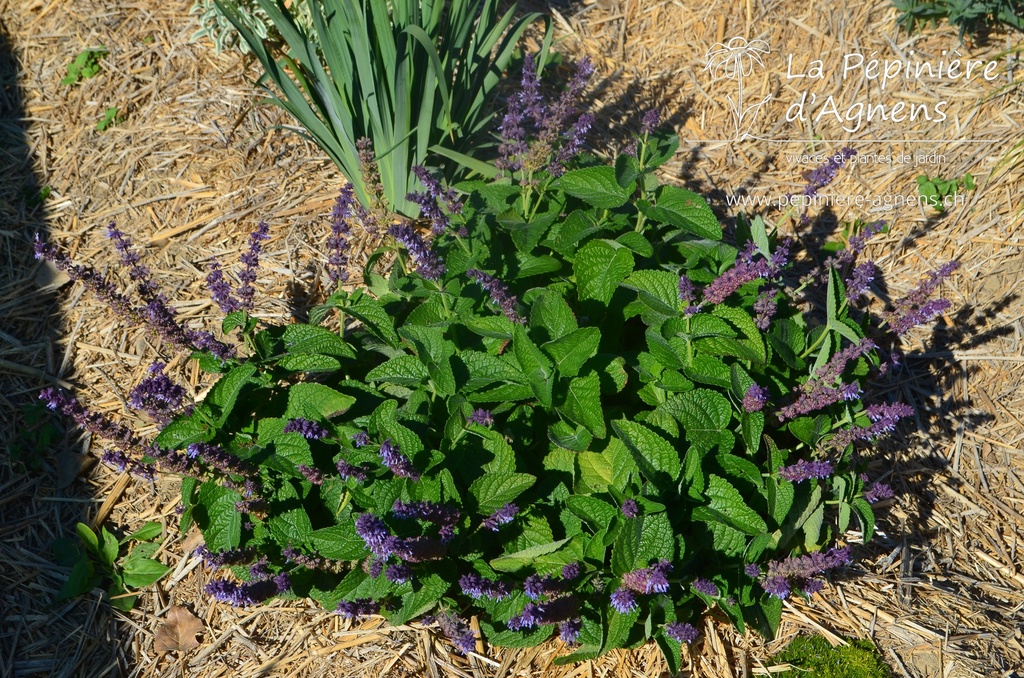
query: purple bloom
392 501 460 535
678 276 695 304
392 535 448 563
468 408 494 427
845 262 876 302
386 563 413 584
560 618 583 644
194 545 256 568
621 499 640 518
106 223 159 300
335 598 381 619
883 261 959 336
328 185 355 284
351 431 370 448
206 572 289 607
407 166 462 235
336 459 368 482
432 612 476 655
744 564 761 578
641 109 661 135
742 384 769 413
508 596 581 630
297 464 325 486
828 402 915 449
283 418 329 440
459 573 512 601
205 259 240 313
355 513 396 558
778 459 834 482
754 288 778 330
524 574 565 600
702 242 784 305
282 547 327 570
610 588 638 613
185 442 256 479
387 222 445 281
481 502 519 531
467 269 525 324
665 622 699 644
801 147 856 197
128 365 187 423
378 438 420 480
622 560 672 594
862 474 895 502
691 577 719 597
236 222 270 311
760 546 852 600
562 562 581 581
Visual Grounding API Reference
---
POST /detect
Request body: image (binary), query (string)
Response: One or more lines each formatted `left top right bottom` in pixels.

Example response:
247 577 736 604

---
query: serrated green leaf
853 497 876 542
530 290 578 342
561 371 606 438
662 389 732 456
560 166 633 208
615 153 640 188
716 453 765 492
387 573 449 625
566 495 619 528
277 353 342 372
705 475 768 535
767 478 795 525
204 363 257 425
544 327 601 378
513 325 553 407
369 400 423 456
612 420 681 483
621 270 682 315
309 524 370 561
574 240 635 305
577 439 634 492
639 185 720 239
548 420 594 451
343 291 401 347
469 473 536 514
281 324 356 358
366 355 429 385
285 383 356 420
195 483 242 552
490 537 571 572
269 506 314 546
76 523 99 556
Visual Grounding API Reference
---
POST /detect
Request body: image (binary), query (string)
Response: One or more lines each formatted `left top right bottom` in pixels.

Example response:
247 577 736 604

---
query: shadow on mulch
0 20 124 678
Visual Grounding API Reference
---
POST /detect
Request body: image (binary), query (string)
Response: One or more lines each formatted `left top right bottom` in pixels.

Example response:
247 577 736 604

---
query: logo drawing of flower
703 37 772 141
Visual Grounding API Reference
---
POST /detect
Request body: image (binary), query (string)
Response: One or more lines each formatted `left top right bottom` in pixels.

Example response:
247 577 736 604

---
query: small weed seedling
61 47 108 85
53 521 170 611
916 172 975 211
96 107 124 132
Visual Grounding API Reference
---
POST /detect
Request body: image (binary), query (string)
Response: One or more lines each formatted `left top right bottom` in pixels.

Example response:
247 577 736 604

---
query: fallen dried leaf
154 606 204 653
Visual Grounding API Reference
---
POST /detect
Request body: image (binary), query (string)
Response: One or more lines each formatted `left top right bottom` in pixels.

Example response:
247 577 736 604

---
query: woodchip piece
0 0 1021 676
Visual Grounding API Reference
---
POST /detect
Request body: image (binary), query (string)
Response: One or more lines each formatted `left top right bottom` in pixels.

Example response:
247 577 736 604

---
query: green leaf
615 154 641 188
399 325 457 396
566 495 619 528
561 372 606 438
577 439 634 492
57 559 96 601
612 420 681 482
387 574 449 625
459 351 525 390
124 522 162 543
741 412 765 455
281 324 356 358
154 410 213 450
853 497 876 542
99 529 119 568
311 524 369 560
285 383 356 420
767 478 795 525
663 389 732 455
559 166 633 208
369 400 424 456
639 185 720 239
548 420 594 451
195 482 242 552
365 355 429 386
76 523 99 556
491 537 572 572
604 608 639 652
574 240 635 305
498 209 557 253
270 506 315 546
121 558 170 589
343 291 401 347
530 290 577 341
716 453 765 492
277 354 342 373
513 325 554 407
705 475 768 535
205 363 258 425
621 270 682 315
469 473 536 514
543 327 601 378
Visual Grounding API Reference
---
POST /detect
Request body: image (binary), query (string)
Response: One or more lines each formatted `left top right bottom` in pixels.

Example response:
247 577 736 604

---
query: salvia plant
216 0 548 216
37 59 956 669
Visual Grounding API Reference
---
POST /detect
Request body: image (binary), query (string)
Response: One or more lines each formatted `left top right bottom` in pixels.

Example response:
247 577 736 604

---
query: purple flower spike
407 166 463 235
560 618 583 644
610 588 638 613
355 513 395 558
562 562 581 581
467 269 525 324
236 222 270 311
621 499 640 518
387 222 445 281
482 502 519 531
205 259 240 313
468 408 494 427
622 560 672 594
336 459 368 482
691 577 719 597
335 598 381 619
328 185 355 284
802 147 857 198
378 438 420 480
760 546 851 600
128 363 187 423
742 384 769 413
641 109 661 135
432 612 476 655
778 459 834 483
883 261 959 336
664 622 699 644
284 418 329 440
351 431 370 448
459 573 512 601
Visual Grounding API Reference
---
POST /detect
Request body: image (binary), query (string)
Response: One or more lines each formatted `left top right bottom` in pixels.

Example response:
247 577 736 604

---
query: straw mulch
1 0 1021 676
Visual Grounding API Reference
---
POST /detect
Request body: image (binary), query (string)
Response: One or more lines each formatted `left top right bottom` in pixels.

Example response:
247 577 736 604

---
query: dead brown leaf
154 606 204 654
